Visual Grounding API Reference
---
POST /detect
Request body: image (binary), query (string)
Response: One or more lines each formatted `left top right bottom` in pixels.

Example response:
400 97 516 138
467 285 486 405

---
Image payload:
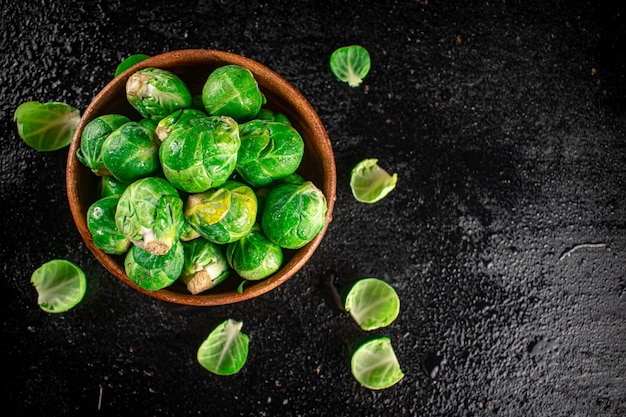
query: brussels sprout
87 195 131 255
124 241 184 291
185 181 257 245
330 45 371 88
197 319 249 376
226 224 283 281
155 108 207 141
77 114 131 175
261 181 327 249
181 238 231 294
138 117 158 132
160 116 240 193
101 121 160 183
350 158 397 203
255 108 291 125
126 67 192 121
99 175 129 198
351 337 404 390
115 177 184 255
202 64 266 121
30 260 87 313
14 101 80 152
344 278 400 331
236 120 304 187
180 220 201 242
114 53 150 77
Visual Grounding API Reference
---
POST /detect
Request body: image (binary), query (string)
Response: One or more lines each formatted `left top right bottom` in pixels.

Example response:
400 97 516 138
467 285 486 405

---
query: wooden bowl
66 49 336 306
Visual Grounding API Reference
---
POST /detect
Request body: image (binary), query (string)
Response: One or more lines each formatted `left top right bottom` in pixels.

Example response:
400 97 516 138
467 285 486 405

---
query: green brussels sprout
226 224 283 281
101 121 160 183
180 220 201 242
255 108 291 125
155 108 207 141
185 181 257 245
160 116 240 193
99 175 129 198
202 65 266 121
261 181 327 249
76 114 131 175
115 177 185 255
236 120 304 188
138 117 158 132
180 238 231 294
14 101 80 152
126 67 192 121
87 195 131 255
124 241 184 291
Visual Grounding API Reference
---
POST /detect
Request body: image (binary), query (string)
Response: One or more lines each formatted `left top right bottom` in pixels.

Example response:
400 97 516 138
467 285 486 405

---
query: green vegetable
160 115 240 193
350 158 397 203
115 177 184 255
14 101 81 151
124 241 184 291
181 238 231 294
202 64 266 121
261 181 327 249
77 114 131 175
155 108 208 141
351 337 404 390
255 108 291 125
197 319 249 376
126 67 192 121
180 220 201 242
99 175 128 198
226 224 283 281
101 121 160 183
330 45 371 88
344 278 400 331
115 53 151 77
87 195 131 255
185 181 257 245
236 119 304 187
30 260 86 313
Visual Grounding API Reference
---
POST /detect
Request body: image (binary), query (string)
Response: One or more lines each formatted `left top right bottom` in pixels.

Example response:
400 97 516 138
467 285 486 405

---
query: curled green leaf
345 278 400 331
351 337 404 390
197 319 249 376
115 53 151 77
350 158 397 203
30 260 87 313
14 101 81 152
330 45 371 87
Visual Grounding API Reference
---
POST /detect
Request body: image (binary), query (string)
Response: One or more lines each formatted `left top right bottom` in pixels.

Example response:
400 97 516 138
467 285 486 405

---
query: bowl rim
66 48 336 306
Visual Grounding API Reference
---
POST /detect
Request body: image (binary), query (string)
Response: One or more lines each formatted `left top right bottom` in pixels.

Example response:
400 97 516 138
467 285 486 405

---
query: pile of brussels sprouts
78 65 328 294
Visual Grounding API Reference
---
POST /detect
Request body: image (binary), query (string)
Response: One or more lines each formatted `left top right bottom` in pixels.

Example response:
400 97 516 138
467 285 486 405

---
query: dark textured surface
1 1 625 416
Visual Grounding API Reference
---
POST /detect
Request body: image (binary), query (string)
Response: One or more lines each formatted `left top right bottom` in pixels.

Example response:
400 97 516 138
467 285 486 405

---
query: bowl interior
66 49 336 306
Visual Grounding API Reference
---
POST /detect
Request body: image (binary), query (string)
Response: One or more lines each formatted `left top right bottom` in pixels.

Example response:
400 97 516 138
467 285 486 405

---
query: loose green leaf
330 45 371 87
345 278 400 331
30 260 87 313
115 54 151 77
351 337 404 390
14 101 81 151
197 319 249 376
350 158 397 203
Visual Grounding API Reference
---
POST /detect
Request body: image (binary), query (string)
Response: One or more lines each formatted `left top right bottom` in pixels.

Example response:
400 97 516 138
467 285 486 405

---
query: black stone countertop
1 1 625 416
